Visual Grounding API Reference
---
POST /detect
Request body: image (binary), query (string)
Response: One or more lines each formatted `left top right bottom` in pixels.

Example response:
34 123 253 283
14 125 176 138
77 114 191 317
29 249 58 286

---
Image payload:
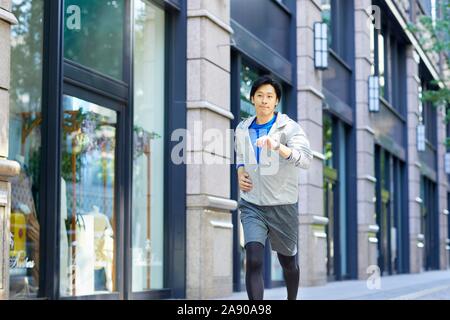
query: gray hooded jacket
235 112 313 206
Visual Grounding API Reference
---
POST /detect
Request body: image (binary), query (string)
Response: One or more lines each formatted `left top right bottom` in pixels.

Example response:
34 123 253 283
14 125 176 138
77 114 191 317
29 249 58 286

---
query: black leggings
245 242 299 300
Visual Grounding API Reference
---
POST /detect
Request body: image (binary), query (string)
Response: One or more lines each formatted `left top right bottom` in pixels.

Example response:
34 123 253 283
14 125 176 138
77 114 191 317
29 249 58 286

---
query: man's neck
256 112 275 125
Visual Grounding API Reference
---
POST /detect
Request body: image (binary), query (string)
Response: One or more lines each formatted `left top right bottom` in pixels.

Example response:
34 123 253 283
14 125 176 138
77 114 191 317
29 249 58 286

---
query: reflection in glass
60 95 117 297
9 0 44 299
239 63 283 121
132 0 165 291
323 115 333 168
64 0 124 79
378 33 386 98
271 251 283 282
323 115 337 280
369 22 375 76
321 0 332 47
240 64 260 120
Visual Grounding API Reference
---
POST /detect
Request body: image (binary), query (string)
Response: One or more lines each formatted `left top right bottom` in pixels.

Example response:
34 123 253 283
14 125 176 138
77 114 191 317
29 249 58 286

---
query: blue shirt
236 113 277 168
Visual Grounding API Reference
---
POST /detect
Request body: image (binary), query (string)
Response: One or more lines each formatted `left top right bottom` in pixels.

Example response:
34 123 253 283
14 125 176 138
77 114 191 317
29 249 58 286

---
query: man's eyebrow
256 90 274 94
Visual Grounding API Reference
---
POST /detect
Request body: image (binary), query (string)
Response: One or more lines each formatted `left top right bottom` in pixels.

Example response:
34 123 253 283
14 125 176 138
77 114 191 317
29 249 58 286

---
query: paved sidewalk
219 270 450 300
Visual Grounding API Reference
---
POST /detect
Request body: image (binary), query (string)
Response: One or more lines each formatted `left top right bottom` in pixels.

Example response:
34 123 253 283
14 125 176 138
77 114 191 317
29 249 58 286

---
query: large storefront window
420 176 439 271
9 0 44 299
323 114 336 281
374 146 406 275
59 95 117 297
64 0 125 80
132 0 165 291
7 0 181 299
322 114 348 281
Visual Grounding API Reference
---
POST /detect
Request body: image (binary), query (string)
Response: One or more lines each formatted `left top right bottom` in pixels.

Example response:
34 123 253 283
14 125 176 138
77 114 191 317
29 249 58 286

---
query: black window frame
374 146 409 275
36 0 187 300
322 113 352 281
371 8 407 117
421 81 438 148
326 0 353 65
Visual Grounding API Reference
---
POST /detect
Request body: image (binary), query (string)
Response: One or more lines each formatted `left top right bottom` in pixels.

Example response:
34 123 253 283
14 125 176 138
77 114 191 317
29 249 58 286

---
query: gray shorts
238 198 299 256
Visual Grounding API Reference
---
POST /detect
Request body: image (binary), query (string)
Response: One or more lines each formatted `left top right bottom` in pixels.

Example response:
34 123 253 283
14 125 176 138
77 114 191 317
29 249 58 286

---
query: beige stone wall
355 0 378 280
436 91 449 270
406 47 423 273
185 0 237 299
296 0 327 287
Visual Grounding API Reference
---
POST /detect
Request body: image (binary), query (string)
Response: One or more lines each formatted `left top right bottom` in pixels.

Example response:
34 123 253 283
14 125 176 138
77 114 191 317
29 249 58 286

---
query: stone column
296 0 328 287
436 96 449 270
405 47 423 273
355 0 378 279
0 0 20 300
185 0 237 299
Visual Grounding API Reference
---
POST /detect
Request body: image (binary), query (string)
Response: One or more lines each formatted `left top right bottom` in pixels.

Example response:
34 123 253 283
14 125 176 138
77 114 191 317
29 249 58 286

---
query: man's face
251 84 279 117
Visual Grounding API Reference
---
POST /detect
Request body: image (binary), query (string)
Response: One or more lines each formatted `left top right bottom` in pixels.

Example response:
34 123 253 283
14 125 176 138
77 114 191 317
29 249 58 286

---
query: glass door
59 93 122 298
375 147 404 275
324 167 337 281
421 177 439 271
379 188 390 275
324 108 337 281
375 146 391 275
61 0 128 298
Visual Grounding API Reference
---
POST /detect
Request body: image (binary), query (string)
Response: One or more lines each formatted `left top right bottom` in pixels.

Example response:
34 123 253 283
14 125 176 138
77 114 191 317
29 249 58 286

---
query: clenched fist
238 169 253 192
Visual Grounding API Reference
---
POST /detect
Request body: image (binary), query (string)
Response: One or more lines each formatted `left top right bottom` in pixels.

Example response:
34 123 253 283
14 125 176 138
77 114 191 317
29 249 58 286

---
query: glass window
321 0 332 47
60 95 117 297
337 121 347 277
132 0 165 291
240 62 284 121
378 32 386 98
323 115 333 168
64 0 125 80
9 0 44 299
240 64 260 120
370 21 375 76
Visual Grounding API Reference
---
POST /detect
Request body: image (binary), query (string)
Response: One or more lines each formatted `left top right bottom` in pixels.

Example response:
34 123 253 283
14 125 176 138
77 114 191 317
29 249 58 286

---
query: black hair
250 75 282 101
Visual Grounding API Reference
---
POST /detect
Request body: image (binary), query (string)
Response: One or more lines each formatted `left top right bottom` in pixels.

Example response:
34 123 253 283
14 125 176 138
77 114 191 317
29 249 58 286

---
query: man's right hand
238 168 253 192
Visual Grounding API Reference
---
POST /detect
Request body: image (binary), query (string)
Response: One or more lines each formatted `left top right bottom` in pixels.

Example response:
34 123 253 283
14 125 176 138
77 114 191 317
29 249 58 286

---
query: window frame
30 0 187 300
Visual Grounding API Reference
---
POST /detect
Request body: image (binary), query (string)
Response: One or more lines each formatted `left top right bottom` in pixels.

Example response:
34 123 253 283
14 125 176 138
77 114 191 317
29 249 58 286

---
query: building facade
0 0 448 300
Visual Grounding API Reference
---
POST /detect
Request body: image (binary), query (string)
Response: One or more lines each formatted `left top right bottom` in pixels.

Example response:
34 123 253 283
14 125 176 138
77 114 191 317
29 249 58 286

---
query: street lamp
417 123 426 152
445 152 450 174
369 75 380 112
314 22 328 69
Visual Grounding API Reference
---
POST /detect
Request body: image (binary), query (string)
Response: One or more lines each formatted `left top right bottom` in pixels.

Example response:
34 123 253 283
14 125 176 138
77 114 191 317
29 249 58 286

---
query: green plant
408 1 450 146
